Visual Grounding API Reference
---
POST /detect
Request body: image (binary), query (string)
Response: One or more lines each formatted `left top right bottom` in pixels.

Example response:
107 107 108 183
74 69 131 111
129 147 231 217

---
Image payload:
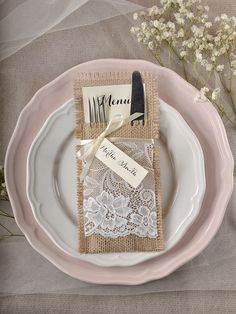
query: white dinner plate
26 98 205 267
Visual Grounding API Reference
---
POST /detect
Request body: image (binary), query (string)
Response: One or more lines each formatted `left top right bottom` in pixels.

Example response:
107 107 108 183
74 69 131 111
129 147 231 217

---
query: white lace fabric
83 140 158 239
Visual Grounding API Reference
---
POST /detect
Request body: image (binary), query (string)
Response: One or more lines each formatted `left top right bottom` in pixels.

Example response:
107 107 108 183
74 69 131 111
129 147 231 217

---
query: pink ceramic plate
5 59 234 284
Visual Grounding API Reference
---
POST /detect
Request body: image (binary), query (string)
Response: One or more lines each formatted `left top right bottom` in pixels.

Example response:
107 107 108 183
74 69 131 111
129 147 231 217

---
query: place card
95 138 148 188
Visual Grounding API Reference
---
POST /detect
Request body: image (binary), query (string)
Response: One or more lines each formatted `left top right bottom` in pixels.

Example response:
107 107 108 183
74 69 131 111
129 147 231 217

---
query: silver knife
130 71 145 122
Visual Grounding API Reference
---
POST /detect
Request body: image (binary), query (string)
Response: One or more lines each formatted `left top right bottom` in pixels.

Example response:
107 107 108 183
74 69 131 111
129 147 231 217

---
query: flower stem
210 99 236 128
0 222 14 235
219 71 236 116
168 44 188 80
0 234 24 240
0 209 14 219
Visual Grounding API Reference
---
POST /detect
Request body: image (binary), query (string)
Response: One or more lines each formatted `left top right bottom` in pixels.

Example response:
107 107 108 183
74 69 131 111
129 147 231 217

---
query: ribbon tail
77 112 144 182
79 156 95 182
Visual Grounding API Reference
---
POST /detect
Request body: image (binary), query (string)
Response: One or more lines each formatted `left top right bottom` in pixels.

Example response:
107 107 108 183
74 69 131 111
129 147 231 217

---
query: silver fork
89 97 107 124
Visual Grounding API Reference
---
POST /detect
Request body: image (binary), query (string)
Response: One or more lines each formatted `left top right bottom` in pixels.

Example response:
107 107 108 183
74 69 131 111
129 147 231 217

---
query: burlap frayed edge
77 146 163 253
74 71 163 253
74 71 159 140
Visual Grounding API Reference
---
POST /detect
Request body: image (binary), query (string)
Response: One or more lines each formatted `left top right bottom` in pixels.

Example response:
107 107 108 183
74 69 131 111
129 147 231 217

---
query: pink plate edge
5 59 234 285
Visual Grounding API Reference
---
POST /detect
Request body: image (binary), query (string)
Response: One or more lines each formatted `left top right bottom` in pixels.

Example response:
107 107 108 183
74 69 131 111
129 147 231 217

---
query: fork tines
89 97 107 124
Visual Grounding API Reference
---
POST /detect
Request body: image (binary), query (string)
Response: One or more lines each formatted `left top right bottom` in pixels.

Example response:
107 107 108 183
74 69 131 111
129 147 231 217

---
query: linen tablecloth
0 0 236 313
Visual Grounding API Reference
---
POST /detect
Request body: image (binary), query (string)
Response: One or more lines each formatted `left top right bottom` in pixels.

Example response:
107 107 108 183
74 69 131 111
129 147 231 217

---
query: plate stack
5 59 234 284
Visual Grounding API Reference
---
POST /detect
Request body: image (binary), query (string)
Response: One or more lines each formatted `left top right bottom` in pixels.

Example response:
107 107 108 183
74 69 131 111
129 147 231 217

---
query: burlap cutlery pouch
74 71 163 253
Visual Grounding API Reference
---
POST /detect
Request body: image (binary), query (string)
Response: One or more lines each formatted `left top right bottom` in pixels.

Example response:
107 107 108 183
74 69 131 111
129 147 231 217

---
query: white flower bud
216 64 224 72
180 51 187 57
130 27 136 34
196 51 203 62
148 41 154 50
177 28 184 37
139 11 146 17
205 22 212 28
211 56 216 62
187 42 194 48
167 21 175 29
221 14 228 20
212 88 220 100
1 190 6 197
141 22 147 30
231 60 236 68
200 87 209 95
133 13 138 21
206 63 213 71
187 12 194 19
153 20 159 28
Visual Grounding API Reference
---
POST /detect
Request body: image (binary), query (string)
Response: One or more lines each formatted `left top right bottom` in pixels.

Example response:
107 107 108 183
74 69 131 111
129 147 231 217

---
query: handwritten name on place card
95 138 148 188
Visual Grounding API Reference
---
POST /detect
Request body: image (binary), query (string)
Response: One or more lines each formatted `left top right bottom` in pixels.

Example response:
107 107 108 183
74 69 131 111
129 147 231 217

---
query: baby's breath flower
202 13 208 19
211 56 216 62
212 88 220 100
196 51 203 62
167 21 175 29
201 59 207 67
133 13 138 21
231 60 236 68
177 17 185 25
153 20 159 28
206 63 213 71
213 49 220 56
221 13 228 20
141 22 147 30
216 64 224 72
148 41 154 50
137 36 143 43
1 190 6 197
187 41 194 48
139 11 146 17
130 1 236 128
151 28 156 35
162 31 168 39
200 86 209 95
177 28 184 37
191 25 197 33
205 22 212 28
159 23 165 30
187 12 194 19
130 26 138 34
145 32 151 40
148 5 160 16
174 13 184 25
180 50 187 58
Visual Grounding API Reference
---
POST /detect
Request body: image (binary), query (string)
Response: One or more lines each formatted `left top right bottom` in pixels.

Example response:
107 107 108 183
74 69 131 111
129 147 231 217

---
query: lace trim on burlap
75 71 163 253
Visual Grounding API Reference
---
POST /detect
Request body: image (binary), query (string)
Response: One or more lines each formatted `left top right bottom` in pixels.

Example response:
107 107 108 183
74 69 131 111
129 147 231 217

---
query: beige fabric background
0 0 236 313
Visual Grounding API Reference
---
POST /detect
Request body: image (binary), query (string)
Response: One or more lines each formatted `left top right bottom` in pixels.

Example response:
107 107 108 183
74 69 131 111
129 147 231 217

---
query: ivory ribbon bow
77 112 144 181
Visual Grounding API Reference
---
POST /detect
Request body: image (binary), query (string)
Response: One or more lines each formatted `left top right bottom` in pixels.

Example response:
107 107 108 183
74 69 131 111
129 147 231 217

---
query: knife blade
130 71 145 122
